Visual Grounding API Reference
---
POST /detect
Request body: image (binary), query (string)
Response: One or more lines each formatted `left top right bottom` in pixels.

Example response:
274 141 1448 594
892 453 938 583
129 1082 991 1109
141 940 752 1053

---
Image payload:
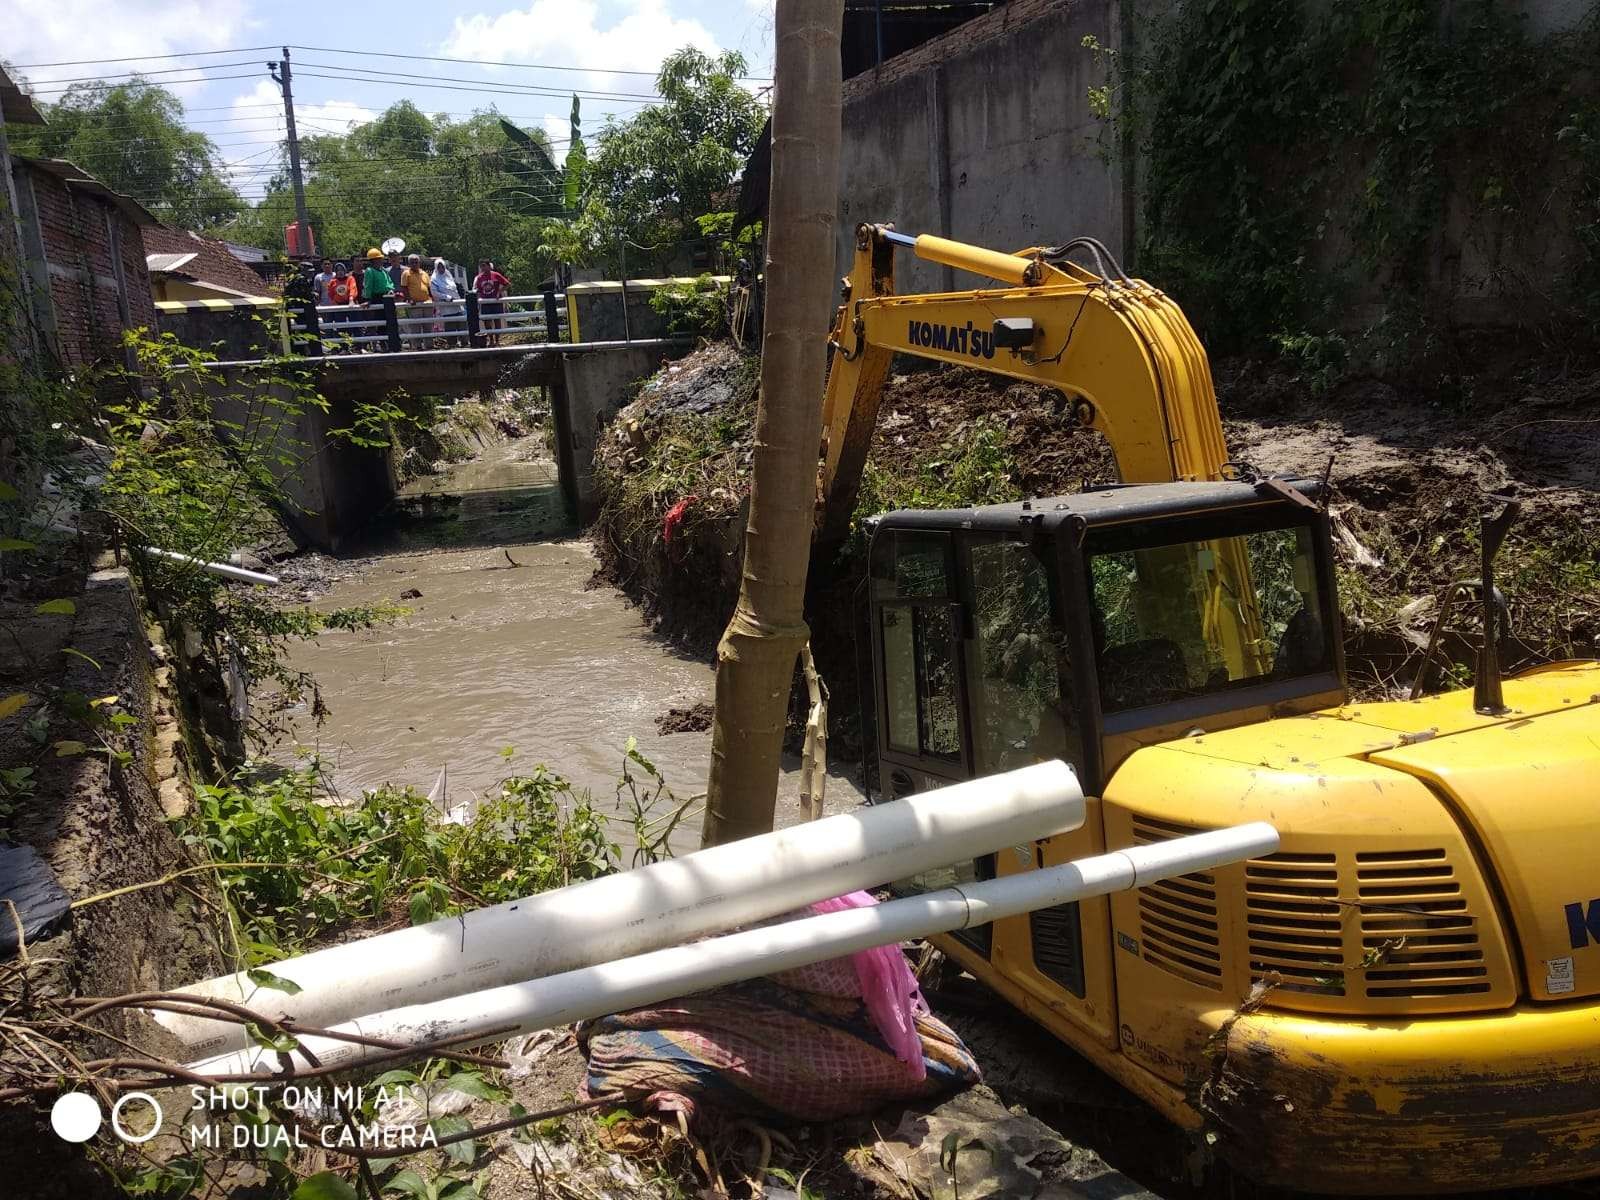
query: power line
294 60 659 101
12 46 280 68
16 59 277 87
286 69 660 105
13 42 769 80
287 44 772 82
22 70 270 96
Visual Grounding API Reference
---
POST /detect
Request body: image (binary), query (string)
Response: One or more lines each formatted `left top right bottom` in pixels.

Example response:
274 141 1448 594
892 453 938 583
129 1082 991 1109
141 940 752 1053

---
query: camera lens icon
112 1092 164 1143
50 1093 102 1143
49 1091 163 1144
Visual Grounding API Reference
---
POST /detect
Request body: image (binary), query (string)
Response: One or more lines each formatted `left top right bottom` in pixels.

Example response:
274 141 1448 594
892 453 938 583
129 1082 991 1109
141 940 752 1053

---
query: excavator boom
817 224 1227 543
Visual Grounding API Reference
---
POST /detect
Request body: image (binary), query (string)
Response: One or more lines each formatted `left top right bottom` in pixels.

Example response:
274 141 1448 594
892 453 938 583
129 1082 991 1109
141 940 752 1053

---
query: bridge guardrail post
297 300 323 357
543 289 560 344
466 291 484 348
383 295 402 353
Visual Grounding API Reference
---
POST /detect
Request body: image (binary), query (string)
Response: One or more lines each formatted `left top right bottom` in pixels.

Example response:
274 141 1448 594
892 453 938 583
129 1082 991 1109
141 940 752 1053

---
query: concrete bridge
182 338 687 549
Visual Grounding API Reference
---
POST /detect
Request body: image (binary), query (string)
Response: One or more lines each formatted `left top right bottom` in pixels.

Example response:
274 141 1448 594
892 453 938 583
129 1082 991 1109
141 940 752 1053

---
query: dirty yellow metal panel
1372 694 1600 1001
986 798 1119 1049
1331 660 1600 737
1205 1001 1600 1193
1105 747 1517 1022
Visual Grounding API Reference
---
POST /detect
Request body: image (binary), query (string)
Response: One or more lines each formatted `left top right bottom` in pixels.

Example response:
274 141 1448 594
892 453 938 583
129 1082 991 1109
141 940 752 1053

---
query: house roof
220 240 271 263
0 66 45 126
146 252 199 273
11 156 161 227
142 225 280 297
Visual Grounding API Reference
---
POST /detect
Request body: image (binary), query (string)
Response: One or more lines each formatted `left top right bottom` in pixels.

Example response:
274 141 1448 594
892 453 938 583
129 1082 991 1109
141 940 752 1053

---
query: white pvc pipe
189 821 1278 1077
160 761 1085 1059
144 547 279 585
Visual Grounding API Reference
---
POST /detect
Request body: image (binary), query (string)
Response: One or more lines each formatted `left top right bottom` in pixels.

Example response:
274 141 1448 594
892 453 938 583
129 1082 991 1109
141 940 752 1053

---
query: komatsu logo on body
1566 898 1600 948
908 319 996 360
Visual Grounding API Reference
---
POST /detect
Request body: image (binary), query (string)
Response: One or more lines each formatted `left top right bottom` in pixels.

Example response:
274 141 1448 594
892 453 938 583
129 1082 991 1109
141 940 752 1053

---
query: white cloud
298 100 377 136
217 81 372 190
441 0 720 90
6 0 255 101
229 80 373 137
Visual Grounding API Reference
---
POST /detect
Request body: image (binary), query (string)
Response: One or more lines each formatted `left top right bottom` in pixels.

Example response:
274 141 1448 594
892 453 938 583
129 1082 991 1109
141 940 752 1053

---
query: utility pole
268 47 312 249
701 0 845 847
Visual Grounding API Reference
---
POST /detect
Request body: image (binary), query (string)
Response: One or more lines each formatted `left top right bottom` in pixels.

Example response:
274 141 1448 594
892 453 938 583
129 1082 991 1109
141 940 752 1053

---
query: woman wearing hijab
429 259 464 345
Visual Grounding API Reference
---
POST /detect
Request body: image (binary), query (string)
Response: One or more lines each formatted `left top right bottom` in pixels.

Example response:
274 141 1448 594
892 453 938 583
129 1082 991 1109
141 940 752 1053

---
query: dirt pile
1219 356 1600 691
866 367 1118 500
592 340 1600 735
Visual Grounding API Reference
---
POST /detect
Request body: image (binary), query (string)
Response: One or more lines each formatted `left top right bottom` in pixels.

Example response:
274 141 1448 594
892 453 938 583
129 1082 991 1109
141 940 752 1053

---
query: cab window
873 531 963 763
959 537 1079 773
1087 524 1330 712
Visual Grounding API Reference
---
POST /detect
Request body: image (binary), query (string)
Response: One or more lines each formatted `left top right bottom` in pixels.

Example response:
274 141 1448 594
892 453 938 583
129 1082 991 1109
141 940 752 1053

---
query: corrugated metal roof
147 252 199 274
221 240 271 263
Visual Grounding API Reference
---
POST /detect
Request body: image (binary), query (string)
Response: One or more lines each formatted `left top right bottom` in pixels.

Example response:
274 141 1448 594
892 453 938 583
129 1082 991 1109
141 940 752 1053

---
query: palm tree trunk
701 0 845 847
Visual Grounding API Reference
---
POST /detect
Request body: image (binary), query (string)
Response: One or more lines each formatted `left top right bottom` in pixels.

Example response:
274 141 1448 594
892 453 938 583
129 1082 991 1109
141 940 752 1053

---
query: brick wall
23 166 155 367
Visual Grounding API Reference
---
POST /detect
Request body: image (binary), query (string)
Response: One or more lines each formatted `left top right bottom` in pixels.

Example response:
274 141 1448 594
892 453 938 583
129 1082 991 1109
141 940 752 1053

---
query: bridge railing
285 290 569 356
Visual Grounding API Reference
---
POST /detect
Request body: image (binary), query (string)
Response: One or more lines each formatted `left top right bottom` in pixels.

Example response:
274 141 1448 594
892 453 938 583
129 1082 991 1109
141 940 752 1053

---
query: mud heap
593 340 1600 713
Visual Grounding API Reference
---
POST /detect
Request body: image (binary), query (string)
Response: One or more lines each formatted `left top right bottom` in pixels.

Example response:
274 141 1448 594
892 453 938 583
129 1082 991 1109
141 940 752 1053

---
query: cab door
954 533 1118 1048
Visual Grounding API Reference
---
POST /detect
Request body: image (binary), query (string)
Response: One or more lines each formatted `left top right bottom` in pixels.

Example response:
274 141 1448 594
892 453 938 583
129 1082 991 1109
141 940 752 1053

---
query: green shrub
186 759 620 962
649 274 726 337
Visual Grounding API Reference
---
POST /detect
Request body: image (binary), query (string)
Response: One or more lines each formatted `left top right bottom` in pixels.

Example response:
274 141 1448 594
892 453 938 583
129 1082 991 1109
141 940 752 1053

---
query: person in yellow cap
361 248 395 303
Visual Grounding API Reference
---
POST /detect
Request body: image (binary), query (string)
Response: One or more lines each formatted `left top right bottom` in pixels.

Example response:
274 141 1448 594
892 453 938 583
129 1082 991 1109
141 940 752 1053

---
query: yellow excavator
818 223 1600 1194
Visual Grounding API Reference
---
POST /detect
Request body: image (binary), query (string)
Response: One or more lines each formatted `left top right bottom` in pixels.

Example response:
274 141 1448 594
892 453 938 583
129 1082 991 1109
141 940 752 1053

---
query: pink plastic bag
810 890 930 1080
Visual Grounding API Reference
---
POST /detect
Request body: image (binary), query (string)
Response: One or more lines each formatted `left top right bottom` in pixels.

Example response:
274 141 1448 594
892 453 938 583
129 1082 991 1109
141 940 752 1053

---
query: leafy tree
564 95 587 211
551 47 768 273
8 79 244 229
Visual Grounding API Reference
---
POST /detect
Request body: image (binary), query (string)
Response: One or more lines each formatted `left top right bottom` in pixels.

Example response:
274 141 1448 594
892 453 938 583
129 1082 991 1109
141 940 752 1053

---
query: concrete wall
185 368 395 551
838 0 1590 322
560 344 683 522
837 0 1125 295
156 298 280 360
567 277 733 343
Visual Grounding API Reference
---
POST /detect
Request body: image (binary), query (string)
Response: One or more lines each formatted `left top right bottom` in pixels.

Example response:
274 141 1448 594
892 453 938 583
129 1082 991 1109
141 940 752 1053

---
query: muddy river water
277 437 857 851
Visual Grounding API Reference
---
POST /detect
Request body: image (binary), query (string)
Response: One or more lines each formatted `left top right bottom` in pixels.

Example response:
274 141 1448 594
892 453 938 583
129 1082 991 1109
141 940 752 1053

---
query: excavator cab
867 478 1344 804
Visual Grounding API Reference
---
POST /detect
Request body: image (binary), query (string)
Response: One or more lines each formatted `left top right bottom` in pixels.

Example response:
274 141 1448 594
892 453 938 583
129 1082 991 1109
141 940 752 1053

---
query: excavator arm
818 223 1229 544
820 223 1269 677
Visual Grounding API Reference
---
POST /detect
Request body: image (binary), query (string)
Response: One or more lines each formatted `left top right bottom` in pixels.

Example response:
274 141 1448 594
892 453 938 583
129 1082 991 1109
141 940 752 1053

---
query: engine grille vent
1245 852 1344 995
1132 816 1222 991
1354 849 1488 997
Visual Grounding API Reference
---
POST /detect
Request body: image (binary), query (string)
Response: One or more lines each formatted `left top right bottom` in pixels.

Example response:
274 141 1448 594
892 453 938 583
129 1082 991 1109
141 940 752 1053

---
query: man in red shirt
473 260 511 345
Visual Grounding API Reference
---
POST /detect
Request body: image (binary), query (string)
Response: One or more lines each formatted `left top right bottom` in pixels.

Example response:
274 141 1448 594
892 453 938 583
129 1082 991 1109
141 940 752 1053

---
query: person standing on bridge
327 261 359 352
361 249 396 352
401 254 433 348
312 257 336 305
362 249 395 303
474 259 510 346
430 258 463 345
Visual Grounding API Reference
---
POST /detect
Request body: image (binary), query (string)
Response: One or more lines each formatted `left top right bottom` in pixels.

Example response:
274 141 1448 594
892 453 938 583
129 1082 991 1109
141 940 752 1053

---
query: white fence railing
285 291 568 355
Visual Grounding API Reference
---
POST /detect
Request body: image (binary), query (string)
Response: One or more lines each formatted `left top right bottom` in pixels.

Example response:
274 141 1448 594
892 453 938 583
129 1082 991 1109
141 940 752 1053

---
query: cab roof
869 477 1325 536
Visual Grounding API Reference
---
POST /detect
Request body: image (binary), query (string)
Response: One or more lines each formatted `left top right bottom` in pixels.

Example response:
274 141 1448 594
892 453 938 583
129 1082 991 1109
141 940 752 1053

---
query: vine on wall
1097 0 1599 360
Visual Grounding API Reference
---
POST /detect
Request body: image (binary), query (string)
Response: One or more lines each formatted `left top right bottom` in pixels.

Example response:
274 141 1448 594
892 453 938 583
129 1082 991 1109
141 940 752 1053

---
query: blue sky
7 0 776 199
